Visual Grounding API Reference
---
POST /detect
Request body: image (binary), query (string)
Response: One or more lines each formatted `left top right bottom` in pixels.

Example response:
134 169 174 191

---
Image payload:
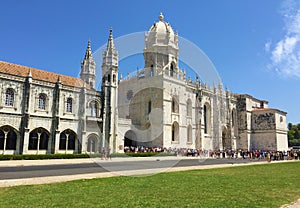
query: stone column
22 128 30 154
37 133 41 154
47 133 52 154
54 130 60 154
81 131 87 154
2 132 7 154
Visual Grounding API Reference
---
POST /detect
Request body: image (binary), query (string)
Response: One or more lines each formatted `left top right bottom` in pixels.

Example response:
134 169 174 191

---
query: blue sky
1 0 299 124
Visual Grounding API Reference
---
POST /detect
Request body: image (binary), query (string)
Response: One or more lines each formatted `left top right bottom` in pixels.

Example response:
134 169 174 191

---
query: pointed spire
103 28 118 66
106 27 115 52
84 39 93 60
81 39 96 88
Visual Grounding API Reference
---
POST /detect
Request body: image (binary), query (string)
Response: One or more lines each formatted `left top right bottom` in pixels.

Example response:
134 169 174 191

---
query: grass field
0 161 299 208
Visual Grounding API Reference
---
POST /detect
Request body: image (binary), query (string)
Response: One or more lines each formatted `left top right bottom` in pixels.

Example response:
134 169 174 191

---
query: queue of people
123 145 300 161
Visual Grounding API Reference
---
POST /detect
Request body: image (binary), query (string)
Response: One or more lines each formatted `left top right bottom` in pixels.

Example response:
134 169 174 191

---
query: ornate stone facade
117 13 288 152
0 32 113 154
0 13 289 155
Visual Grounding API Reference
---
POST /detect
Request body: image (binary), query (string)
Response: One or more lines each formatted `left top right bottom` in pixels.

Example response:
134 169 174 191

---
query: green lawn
0 161 300 208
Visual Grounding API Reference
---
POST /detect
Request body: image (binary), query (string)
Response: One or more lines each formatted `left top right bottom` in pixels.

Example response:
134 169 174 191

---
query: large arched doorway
222 127 231 150
87 134 99 153
124 130 137 147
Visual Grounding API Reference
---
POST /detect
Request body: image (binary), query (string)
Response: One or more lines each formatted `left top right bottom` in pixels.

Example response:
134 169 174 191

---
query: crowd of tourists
123 145 300 161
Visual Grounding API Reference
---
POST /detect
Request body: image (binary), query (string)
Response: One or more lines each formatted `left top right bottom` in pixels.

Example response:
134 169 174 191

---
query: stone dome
146 13 177 47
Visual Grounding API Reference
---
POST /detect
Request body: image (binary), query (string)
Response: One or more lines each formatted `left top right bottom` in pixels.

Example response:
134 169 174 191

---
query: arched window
187 125 192 143
204 105 207 134
113 74 116 83
172 122 179 142
187 99 192 117
90 81 94 87
5 130 17 150
90 101 99 117
170 63 174 77
87 136 98 153
59 130 77 151
66 98 73 113
38 94 47 110
172 96 179 113
29 128 49 150
107 74 111 83
150 64 154 76
203 104 211 134
0 127 17 150
148 100 152 114
5 88 14 106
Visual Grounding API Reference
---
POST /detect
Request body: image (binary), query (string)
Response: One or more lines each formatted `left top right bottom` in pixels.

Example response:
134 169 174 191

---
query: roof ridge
0 61 92 89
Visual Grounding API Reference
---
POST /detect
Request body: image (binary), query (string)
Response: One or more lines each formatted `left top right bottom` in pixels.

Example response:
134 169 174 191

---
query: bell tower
144 13 179 77
101 28 119 152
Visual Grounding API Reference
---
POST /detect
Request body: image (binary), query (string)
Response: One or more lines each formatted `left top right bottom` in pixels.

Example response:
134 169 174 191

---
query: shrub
0 152 176 160
0 154 90 161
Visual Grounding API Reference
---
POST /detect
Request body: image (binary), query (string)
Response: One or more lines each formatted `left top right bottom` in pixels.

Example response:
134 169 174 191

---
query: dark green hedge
0 152 176 160
0 154 90 160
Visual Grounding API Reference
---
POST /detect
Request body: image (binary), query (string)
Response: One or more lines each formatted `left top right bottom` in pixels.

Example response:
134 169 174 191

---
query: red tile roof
0 61 91 89
252 108 287 115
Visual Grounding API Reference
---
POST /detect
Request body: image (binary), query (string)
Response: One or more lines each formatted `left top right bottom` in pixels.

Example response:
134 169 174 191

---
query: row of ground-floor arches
0 125 101 154
28 128 78 151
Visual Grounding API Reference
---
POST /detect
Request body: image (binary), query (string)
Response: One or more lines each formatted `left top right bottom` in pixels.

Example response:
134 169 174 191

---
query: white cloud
267 0 300 78
271 36 298 63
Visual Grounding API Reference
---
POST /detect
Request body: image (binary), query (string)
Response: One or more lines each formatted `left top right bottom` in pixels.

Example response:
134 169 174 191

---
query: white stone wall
276 132 288 151
275 112 288 151
251 131 276 150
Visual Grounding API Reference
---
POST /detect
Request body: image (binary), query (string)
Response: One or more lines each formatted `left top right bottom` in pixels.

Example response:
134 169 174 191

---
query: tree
288 130 295 140
288 123 293 130
295 129 300 140
288 123 300 146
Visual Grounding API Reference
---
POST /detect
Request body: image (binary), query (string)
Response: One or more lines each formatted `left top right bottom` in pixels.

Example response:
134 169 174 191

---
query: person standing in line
102 148 107 160
267 152 271 162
